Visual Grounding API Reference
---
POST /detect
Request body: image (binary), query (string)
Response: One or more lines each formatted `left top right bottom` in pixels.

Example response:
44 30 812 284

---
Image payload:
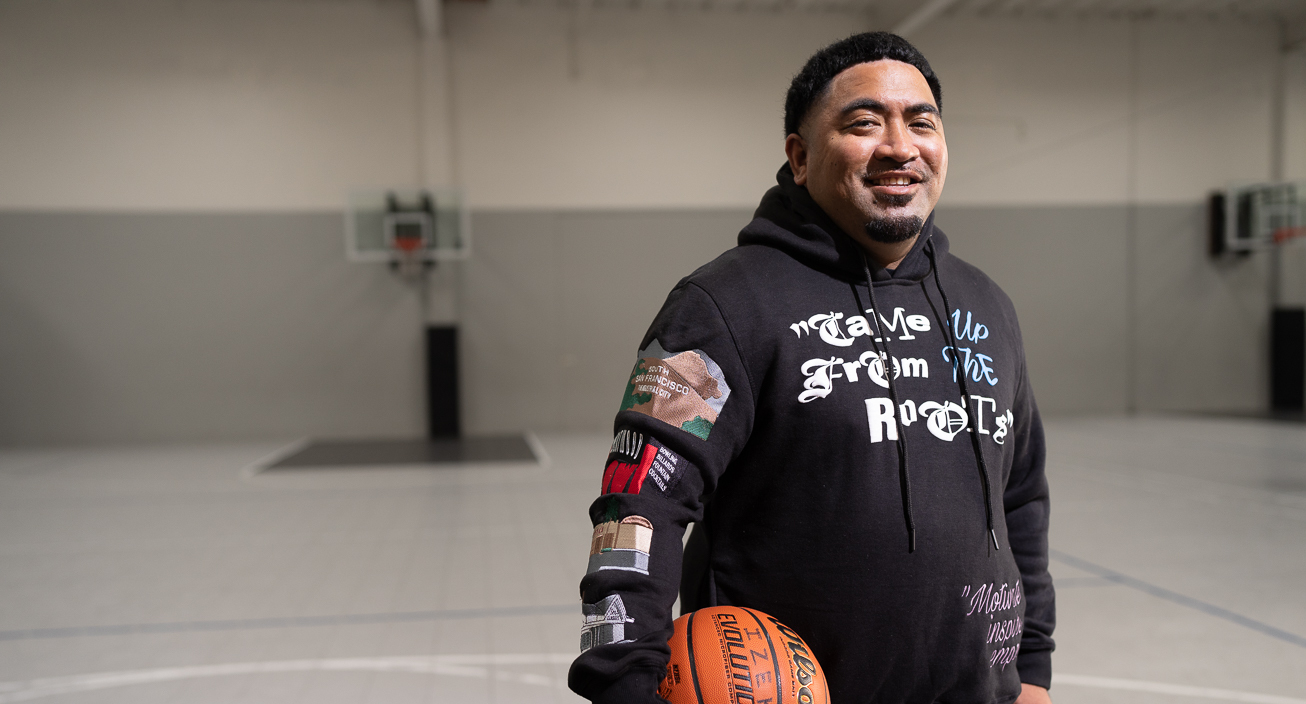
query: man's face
786 59 948 246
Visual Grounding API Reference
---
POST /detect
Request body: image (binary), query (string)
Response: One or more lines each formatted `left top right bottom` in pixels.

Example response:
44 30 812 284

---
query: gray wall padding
0 205 1273 444
936 206 1132 414
461 210 742 435
1132 205 1270 412
0 212 428 445
939 204 1270 415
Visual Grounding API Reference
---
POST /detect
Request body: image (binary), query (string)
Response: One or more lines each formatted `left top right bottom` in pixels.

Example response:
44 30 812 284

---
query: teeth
873 177 912 186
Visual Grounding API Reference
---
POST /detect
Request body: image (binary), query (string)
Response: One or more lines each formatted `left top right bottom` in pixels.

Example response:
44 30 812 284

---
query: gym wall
0 0 1302 444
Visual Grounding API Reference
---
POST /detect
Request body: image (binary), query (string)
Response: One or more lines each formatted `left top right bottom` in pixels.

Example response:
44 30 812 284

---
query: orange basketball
658 606 830 704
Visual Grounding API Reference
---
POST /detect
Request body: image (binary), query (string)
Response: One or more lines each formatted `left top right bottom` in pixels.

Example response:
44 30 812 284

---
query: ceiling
493 0 1306 27
914 0 1303 20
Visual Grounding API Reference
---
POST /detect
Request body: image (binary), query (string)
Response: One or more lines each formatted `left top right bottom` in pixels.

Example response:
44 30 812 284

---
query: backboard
1211 182 1305 255
345 188 470 264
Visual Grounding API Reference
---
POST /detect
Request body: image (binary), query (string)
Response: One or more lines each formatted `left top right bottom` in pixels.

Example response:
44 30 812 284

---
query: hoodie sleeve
567 281 756 703
1002 352 1055 689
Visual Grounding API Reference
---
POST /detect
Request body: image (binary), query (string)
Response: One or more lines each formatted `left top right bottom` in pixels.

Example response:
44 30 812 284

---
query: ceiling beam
416 0 441 37
893 0 963 37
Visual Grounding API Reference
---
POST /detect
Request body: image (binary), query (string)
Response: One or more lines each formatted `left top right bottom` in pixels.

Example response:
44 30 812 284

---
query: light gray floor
0 416 1302 703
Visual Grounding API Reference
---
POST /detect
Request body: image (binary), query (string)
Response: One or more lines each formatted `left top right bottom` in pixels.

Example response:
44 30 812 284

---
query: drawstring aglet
908 531 916 553
989 529 1000 551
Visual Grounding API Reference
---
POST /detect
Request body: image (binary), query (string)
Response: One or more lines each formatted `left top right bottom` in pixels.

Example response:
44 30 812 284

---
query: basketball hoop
1273 226 1306 245
381 194 436 283
391 225 430 281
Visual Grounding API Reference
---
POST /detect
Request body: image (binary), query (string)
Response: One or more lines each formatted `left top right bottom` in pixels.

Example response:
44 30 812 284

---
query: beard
864 213 924 244
861 186 925 243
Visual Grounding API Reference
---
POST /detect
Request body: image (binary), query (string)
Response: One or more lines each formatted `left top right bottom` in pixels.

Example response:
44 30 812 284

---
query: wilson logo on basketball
658 606 829 704
767 616 820 704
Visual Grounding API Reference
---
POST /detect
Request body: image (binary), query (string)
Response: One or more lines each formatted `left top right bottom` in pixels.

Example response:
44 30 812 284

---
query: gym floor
0 416 1302 704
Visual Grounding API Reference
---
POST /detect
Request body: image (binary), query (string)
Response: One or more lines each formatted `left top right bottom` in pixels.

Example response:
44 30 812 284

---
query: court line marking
1055 674 1306 704
1 660 1302 704
0 655 574 703
0 604 577 642
238 438 309 479
524 430 552 468
1051 550 1306 649
239 435 550 478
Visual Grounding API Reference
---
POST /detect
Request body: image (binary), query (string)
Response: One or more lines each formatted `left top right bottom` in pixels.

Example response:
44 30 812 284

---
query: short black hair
784 32 943 137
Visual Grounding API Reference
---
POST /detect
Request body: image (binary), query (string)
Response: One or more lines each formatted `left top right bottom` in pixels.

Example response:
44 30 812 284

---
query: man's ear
784 133 809 185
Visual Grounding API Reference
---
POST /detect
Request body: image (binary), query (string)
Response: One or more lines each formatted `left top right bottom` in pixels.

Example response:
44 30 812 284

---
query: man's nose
874 119 919 163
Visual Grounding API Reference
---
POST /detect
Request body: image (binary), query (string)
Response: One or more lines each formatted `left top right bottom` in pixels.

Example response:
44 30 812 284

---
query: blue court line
0 603 578 642
1051 550 1306 649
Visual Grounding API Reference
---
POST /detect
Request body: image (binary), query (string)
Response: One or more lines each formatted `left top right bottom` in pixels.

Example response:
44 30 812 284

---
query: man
570 32 1054 704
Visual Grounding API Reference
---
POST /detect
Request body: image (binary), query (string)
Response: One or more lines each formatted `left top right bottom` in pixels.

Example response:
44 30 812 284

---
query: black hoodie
570 165 1054 704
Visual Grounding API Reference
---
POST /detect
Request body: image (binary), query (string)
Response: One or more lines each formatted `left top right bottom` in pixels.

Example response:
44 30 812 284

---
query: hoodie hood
738 163 948 283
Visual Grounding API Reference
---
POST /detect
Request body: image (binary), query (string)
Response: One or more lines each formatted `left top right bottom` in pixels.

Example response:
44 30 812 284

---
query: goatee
864 215 924 244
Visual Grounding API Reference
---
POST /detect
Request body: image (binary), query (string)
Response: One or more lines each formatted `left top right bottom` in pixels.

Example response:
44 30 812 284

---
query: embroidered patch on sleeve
601 429 656 494
618 339 731 440
580 593 635 652
645 441 689 494
601 430 691 495
587 515 652 575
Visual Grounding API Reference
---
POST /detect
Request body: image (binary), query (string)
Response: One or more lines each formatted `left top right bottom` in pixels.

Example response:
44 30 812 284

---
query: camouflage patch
580 593 634 652
618 339 731 440
587 515 652 575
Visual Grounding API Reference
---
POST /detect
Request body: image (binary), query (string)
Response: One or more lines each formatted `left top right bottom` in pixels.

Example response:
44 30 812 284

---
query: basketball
658 606 829 704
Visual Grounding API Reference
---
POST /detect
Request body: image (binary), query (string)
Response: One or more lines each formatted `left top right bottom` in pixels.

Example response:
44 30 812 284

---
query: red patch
602 443 658 494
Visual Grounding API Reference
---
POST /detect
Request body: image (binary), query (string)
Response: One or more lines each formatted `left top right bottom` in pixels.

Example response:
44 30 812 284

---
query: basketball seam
743 608 787 704
686 610 706 704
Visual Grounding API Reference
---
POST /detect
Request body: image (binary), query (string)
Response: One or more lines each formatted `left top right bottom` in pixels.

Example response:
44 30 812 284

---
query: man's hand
1015 683 1052 704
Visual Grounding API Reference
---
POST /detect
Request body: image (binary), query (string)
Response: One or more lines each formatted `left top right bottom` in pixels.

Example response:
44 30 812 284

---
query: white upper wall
0 0 1291 211
453 8 1280 209
921 18 1279 206
0 0 422 211
446 5 853 210
1286 49 1306 181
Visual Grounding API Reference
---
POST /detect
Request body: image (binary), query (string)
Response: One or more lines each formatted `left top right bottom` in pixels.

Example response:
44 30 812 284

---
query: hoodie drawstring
926 241 1001 551
860 254 916 553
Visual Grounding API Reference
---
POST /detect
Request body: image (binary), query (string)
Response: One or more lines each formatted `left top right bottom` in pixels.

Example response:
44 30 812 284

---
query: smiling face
785 59 948 254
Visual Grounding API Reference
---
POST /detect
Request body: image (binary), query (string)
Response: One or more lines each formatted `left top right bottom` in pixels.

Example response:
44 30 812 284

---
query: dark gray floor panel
264 435 536 469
